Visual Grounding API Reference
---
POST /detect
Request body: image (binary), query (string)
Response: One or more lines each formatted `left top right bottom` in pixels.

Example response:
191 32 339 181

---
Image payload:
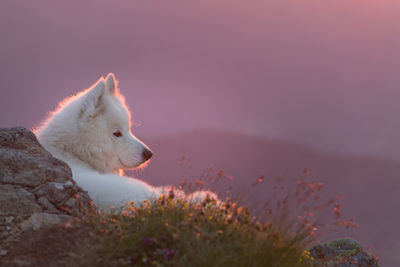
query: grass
77 169 361 267
79 194 317 267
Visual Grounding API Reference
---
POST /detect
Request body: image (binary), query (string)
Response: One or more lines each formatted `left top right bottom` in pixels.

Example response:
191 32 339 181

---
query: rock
36 197 59 213
310 238 380 267
11 258 32 266
0 127 71 188
0 185 42 214
0 127 94 241
18 212 73 231
0 249 8 256
33 181 76 204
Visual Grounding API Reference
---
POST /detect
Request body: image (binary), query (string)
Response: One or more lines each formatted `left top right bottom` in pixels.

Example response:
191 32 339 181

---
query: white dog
35 73 216 211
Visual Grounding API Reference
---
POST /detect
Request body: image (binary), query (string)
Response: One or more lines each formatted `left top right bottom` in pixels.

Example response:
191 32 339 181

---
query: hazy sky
1 0 399 160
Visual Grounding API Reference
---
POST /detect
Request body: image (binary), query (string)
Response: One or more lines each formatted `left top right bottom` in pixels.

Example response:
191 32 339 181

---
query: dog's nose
142 148 153 161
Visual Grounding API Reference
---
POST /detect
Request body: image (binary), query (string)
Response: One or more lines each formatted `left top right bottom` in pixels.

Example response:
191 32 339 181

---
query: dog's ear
80 77 107 119
105 73 117 95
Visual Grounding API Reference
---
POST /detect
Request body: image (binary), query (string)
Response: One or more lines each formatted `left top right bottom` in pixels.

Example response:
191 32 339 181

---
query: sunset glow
1 0 399 265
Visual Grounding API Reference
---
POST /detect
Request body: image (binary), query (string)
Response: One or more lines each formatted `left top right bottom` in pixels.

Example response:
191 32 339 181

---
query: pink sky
0 0 400 160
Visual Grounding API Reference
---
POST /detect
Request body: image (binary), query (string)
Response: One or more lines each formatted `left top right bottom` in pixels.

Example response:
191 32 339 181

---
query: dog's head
78 73 153 173
37 73 152 174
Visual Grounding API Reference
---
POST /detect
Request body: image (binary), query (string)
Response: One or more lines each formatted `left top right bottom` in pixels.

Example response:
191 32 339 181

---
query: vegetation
81 196 312 267
78 170 361 267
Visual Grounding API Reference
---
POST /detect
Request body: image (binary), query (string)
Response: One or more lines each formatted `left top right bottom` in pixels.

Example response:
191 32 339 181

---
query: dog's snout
142 148 153 161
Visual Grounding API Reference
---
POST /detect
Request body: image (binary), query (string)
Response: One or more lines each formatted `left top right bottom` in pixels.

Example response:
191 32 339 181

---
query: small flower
163 249 178 261
160 235 167 242
142 237 155 246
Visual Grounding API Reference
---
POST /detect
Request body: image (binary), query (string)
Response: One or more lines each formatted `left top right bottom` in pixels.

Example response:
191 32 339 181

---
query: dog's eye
113 131 123 137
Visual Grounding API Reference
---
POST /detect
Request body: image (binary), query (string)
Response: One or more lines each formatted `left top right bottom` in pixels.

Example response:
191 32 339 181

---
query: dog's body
35 74 215 211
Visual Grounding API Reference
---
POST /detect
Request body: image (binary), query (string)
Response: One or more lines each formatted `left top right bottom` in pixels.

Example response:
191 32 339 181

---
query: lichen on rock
310 238 380 267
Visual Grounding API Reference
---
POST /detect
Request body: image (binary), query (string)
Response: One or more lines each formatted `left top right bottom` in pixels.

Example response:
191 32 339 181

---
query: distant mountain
133 130 400 266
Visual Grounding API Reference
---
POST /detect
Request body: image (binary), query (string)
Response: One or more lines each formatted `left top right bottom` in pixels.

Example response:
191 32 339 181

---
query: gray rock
36 197 59 213
0 127 94 240
0 249 8 256
0 127 71 187
18 212 73 231
11 258 31 266
310 238 380 267
33 181 76 204
0 185 42 215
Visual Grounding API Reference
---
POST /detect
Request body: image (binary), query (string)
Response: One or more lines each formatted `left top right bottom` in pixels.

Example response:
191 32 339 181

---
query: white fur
35 73 217 211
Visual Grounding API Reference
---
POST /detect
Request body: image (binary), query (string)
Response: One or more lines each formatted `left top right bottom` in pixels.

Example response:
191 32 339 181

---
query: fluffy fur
35 73 217 211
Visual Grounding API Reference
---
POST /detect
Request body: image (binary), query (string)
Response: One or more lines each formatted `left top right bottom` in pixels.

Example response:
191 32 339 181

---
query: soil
0 221 94 267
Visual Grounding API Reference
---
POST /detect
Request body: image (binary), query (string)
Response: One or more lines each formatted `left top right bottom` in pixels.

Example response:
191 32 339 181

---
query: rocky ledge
0 127 93 248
